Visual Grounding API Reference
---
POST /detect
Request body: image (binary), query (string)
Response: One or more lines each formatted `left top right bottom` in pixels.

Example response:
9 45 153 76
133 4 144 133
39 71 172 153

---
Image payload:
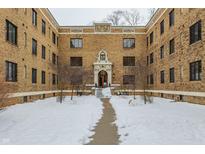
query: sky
49 8 152 26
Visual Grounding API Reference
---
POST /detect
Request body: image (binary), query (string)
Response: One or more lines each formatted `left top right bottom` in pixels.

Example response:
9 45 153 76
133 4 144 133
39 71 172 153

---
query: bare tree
122 9 141 26
135 55 152 104
148 8 157 19
80 69 93 95
0 72 17 108
57 63 71 103
70 68 84 100
104 10 124 26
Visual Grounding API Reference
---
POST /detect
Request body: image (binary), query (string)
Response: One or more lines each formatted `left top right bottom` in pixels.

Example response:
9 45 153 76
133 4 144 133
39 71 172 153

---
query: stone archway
98 70 108 88
93 49 112 87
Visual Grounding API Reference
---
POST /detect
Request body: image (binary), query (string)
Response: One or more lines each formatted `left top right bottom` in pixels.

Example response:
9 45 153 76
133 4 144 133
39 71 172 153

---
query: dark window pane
32 68 37 83
42 45 46 59
169 38 175 54
42 19 46 34
5 61 17 82
123 75 135 85
190 20 202 44
52 74 56 85
190 60 202 81
169 9 174 27
160 20 164 34
6 20 17 45
150 74 154 84
150 52 154 64
70 57 82 66
150 32 154 44
160 70 165 83
41 71 45 84
123 57 135 66
52 32 56 44
169 67 175 83
52 53 56 64
160 45 164 59
32 38 37 55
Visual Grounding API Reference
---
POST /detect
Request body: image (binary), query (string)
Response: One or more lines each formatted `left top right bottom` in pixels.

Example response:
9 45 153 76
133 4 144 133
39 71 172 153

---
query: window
150 32 153 44
32 9 37 26
42 45 46 59
190 20 201 44
24 32 27 47
70 57 82 66
150 74 154 84
160 70 165 83
146 37 149 47
123 38 135 48
24 65 27 79
123 57 135 66
52 53 56 64
52 32 56 44
169 9 174 27
41 71 45 84
123 75 135 85
52 74 56 85
32 68 37 84
169 67 175 83
160 45 164 59
56 56 58 65
42 19 46 34
5 61 17 82
6 20 17 45
32 38 37 55
57 36 59 46
160 20 164 34
150 52 154 64
190 60 202 81
147 75 149 84
169 38 175 54
49 27 51 38
70 38 83 48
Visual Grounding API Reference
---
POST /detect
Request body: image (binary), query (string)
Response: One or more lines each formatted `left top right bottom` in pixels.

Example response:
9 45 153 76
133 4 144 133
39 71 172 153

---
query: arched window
100 52 106 61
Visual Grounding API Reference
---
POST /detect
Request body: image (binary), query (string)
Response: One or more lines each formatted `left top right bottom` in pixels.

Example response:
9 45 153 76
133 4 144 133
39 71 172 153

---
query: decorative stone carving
94 23 111 33
93 49 112 87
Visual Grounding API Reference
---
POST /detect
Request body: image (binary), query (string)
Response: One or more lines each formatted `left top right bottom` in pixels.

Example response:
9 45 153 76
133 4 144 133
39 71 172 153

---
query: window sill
6 40 18 47
123 47 135 49
5 80 17 83
189 39 202 47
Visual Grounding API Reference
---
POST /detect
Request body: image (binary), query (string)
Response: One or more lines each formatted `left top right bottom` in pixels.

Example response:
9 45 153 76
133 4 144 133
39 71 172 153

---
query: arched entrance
98 70 108 88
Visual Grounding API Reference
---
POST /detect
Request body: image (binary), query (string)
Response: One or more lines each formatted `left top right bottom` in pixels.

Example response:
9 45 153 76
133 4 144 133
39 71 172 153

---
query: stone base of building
114 90 205 105
0 90 92 108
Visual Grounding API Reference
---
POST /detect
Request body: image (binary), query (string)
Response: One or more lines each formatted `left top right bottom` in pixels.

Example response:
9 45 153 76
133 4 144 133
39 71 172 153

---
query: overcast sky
49 8 152 26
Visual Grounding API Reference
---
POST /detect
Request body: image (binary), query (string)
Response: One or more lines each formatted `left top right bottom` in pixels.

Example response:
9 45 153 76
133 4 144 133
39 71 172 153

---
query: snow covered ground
0 96 103 145
110 96 205 144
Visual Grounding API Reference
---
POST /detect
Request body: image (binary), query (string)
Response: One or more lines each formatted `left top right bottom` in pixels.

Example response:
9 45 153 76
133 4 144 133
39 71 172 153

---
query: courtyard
1 88 205 145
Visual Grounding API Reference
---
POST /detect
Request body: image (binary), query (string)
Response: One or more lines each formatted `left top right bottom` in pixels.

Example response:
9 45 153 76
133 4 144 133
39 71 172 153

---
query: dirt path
87 98 120 145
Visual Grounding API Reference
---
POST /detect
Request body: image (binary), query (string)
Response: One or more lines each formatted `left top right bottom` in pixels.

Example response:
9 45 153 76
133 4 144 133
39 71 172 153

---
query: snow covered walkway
110 96 205 144
0 96 103 145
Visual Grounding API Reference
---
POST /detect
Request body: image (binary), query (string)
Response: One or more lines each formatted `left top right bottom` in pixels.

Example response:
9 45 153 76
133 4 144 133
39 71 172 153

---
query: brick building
0 8 205 106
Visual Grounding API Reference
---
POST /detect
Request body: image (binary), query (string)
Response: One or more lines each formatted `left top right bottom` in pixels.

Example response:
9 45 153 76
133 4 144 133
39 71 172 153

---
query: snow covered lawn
0 96 103 144
110 96 205 144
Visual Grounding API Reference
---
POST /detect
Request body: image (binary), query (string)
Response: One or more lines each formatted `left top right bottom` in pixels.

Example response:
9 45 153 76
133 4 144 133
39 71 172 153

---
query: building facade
0 8 205 106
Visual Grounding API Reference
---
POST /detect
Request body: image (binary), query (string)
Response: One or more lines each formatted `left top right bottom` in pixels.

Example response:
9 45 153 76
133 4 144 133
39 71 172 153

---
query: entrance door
98 71 108 88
